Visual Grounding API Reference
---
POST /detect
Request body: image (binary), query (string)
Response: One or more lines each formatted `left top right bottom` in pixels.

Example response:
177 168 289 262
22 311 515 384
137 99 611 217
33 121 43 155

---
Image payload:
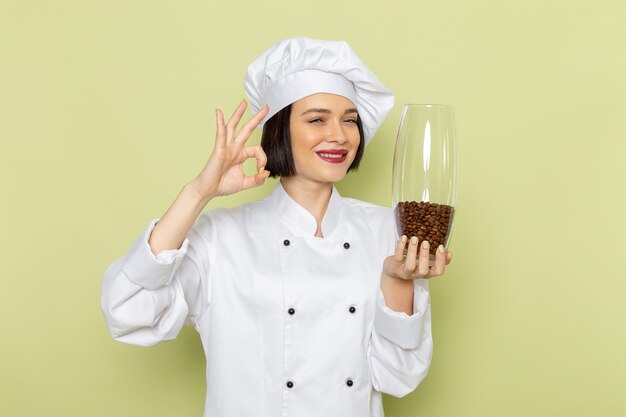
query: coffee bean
395 201 454 255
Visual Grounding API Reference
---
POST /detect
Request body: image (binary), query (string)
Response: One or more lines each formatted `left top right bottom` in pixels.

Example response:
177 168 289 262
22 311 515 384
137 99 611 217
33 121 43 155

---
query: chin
317 168 350 183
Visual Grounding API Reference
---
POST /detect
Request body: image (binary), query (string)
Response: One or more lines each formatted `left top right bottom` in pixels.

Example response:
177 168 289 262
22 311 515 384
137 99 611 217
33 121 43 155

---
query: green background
2 0 625 416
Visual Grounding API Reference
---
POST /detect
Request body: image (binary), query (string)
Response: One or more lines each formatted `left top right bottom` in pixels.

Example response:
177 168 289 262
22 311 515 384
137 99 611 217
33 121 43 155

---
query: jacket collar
271 182 345 238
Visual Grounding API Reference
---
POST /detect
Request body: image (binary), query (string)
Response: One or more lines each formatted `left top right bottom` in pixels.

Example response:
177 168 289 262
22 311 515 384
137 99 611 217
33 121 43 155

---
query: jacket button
349 306 356 314
288 308 295 315
283 239 290 246
343 242 350 249
286 381 294 388
346 379 354 387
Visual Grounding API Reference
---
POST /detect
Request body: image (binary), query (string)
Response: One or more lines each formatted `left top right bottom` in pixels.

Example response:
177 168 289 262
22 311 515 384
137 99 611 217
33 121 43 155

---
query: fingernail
422 241 429 250
410 236 417 245
438 245 444 254
401 235 408 243
259 166 265 172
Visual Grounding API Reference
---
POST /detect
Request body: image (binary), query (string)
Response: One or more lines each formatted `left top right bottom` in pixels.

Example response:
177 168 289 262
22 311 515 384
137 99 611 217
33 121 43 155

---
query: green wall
2 0 625 416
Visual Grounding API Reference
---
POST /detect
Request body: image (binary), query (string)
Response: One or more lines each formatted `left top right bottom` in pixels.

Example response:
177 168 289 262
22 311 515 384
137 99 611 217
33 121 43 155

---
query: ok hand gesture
192 100 270 201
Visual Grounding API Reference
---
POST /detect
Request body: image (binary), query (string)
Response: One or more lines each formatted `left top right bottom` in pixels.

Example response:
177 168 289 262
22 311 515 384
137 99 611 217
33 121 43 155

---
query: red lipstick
315 149 348 164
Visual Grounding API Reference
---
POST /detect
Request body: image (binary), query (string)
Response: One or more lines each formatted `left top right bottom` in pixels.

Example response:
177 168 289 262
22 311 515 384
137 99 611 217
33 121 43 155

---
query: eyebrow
300 108 359 116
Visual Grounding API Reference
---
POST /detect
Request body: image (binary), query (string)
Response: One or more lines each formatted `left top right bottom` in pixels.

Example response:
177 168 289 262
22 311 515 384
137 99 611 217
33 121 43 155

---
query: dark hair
260 104 366 178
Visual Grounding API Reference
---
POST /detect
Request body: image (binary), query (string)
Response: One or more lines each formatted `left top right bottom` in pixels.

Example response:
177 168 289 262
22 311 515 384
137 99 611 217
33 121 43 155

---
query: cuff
121 219 189 290
374 280 430 349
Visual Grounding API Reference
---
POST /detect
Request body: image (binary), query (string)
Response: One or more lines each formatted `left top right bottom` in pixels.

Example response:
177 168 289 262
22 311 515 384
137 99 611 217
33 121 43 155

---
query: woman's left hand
382 236 453 280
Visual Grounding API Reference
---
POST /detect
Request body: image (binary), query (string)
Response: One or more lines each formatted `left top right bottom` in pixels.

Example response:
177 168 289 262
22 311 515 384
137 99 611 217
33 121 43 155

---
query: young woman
101 37 453 417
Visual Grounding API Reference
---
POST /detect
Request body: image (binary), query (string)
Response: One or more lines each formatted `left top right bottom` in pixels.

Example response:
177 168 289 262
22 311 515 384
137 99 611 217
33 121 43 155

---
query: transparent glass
392 104 458 260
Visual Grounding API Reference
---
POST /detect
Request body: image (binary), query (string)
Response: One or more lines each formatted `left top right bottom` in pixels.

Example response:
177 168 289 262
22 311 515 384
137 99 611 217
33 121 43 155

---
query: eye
308 118 324 124
343 118 358 124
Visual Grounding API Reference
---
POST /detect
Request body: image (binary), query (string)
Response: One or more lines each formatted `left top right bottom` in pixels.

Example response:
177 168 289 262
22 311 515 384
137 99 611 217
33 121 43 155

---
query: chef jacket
101 183 432 417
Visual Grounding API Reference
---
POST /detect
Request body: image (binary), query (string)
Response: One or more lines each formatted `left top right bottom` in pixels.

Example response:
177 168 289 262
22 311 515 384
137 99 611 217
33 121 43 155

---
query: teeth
319 153 344 158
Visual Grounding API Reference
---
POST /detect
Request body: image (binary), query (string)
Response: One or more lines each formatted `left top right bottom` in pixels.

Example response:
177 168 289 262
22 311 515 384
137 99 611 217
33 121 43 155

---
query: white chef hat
244 37 395 143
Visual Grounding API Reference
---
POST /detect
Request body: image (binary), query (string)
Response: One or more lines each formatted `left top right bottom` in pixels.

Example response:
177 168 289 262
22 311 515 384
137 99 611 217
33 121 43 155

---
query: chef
101 37 453 417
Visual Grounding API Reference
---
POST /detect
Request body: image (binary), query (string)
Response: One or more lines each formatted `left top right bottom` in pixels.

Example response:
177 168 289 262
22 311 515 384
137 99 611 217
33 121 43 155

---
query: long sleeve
100 215 215 347
368 278 432 398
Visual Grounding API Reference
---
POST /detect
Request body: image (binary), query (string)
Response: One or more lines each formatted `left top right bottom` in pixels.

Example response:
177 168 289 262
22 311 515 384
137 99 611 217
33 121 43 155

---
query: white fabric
101 183 432 417
244 37 395 143
261 70 358 120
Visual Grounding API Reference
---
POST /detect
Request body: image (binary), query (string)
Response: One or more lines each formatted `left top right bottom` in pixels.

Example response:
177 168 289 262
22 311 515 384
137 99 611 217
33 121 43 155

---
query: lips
315 149 348 164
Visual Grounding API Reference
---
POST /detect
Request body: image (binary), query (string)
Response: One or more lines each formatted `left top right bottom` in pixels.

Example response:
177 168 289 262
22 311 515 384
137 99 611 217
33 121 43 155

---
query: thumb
241 168 271 190
254 168 271 185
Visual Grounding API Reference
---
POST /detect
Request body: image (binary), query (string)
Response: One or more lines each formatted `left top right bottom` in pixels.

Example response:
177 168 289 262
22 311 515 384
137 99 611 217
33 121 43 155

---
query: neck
280 177 333 237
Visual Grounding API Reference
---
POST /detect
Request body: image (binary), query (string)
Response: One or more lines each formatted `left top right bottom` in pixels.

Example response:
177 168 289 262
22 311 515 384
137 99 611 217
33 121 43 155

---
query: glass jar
392 104 458 259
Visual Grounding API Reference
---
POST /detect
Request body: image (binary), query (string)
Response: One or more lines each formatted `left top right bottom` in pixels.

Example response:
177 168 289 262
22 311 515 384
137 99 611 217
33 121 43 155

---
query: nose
327 120 348 144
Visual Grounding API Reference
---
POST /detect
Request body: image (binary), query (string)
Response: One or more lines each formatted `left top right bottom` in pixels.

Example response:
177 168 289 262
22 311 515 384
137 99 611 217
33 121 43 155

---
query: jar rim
403 103 456 108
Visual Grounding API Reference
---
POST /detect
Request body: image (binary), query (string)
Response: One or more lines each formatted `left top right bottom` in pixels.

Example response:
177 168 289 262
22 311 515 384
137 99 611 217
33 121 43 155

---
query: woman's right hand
191 99 270 202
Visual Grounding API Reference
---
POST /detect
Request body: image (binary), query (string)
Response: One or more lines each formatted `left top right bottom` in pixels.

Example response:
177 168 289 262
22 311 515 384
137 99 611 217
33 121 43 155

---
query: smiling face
289 93 361 185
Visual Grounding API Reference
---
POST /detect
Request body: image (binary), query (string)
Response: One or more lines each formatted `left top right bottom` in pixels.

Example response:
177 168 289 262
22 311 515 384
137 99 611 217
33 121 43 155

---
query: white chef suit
101 183 433 417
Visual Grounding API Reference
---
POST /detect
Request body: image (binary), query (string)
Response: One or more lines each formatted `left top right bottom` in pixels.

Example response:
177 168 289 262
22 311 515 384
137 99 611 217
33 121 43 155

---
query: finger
226 100 248 140
431 245 446 276
234 145 267 168
234 105 270 145
215 109 226 148
247 145 268 172
234 104 269 144
416 240 431 277
394 235 408 263
403 236 419 275
241 168 270 190
446 251 454 265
